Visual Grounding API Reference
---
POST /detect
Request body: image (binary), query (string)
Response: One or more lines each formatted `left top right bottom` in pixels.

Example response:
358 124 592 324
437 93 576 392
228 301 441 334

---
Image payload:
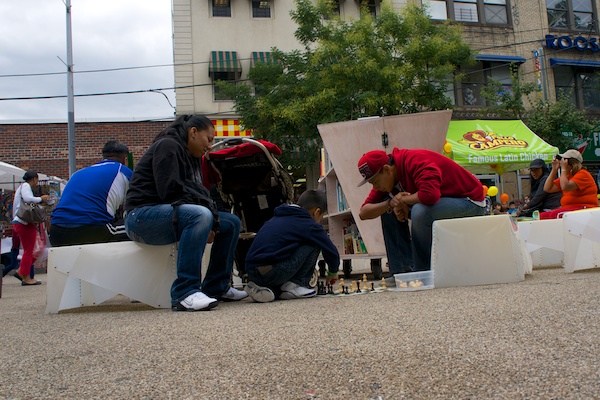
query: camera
555 154 562 160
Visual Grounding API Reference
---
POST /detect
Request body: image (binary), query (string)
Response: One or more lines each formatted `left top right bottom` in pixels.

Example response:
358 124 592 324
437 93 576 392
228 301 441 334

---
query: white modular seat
46 241 177 313
431 215 531 288
517 219 564 268
562 208 600 273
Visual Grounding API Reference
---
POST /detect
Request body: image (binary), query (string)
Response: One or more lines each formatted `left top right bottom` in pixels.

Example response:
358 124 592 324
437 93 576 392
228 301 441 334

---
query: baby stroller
203 137 298 282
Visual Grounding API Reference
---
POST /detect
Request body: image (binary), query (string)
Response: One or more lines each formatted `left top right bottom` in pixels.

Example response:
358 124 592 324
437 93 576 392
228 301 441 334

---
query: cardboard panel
317 110 453 255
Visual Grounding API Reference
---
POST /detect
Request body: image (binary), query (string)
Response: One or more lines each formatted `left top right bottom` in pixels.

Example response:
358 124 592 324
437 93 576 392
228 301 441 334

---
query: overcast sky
0 0 175 122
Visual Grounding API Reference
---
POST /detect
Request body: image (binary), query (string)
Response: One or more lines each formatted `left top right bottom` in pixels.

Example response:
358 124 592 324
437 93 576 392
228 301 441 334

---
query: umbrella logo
460 130 528 151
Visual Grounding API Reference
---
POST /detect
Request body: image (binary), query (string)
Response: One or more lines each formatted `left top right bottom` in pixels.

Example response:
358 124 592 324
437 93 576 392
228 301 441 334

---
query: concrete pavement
1 267 599 399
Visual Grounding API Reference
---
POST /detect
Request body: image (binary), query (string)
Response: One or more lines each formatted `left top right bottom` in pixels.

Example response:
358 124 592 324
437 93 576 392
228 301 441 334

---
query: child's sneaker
172 291 218 311
219 287 249 301
244 281 275 303
279 281 316 299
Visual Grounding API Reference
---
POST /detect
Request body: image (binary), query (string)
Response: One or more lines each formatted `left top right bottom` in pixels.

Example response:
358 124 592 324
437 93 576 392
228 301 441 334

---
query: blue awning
476 54 526 64
550 58 600 68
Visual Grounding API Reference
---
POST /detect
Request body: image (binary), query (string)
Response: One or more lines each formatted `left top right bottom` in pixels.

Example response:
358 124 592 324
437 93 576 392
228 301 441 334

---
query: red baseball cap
357 150 389 187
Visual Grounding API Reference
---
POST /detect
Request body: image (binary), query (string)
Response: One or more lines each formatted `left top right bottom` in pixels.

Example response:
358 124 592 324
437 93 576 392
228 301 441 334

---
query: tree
481 65 598 151
218 0 474 168
481 64 536 119
524 93 599 152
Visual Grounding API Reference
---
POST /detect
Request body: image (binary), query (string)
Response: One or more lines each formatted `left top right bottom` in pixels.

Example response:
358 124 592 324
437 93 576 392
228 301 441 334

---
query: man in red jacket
358 148 485 273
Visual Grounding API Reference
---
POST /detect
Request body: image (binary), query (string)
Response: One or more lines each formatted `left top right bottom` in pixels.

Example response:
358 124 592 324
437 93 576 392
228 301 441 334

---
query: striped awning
209 51 242 75
251 51 276 66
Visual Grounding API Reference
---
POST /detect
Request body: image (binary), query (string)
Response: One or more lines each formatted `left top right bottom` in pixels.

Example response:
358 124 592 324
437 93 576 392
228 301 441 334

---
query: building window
252 0 271 18
212 0 231 17
323 0 341 18
554 66 600 109
361 0 379 18
425 0 509 25
209 51 242 101
212 72 237 101
547 0 594 31
455 61 513 107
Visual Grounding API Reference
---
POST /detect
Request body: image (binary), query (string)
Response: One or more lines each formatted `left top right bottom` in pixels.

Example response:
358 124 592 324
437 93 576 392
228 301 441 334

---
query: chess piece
370 282 375 291
362 274 368 284
356 281 361 293
317 281 327 295
337 283 344 295
350 281 356 293
339 278 345 288
381 278 387 290
344 286 349 295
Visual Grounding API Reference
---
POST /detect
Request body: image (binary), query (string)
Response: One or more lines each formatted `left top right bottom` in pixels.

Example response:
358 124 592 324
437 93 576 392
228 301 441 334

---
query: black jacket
125 132 219 230
523 167 562 216
245 204 340 273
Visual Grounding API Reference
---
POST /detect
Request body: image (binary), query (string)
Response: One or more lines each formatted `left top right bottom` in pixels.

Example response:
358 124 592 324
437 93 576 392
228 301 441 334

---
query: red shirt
362 148 484 206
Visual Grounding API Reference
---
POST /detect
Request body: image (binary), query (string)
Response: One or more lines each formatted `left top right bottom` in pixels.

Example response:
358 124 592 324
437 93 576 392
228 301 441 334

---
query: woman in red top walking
540 149 598 219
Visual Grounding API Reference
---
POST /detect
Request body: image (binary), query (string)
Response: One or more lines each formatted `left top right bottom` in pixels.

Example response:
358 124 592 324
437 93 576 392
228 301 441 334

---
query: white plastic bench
517 219 564 268
431 214 531 288
562 208 600 273
46 241 177 313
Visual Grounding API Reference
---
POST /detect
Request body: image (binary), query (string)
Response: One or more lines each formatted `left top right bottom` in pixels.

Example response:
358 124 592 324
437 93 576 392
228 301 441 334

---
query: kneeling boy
244 190 340 302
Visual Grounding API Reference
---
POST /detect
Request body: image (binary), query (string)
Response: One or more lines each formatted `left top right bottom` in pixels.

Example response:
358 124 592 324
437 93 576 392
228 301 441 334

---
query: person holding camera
540 149 598 219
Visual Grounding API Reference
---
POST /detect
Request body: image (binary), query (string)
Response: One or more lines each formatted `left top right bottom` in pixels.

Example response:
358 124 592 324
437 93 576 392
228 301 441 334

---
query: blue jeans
124 205 240 304
382 198 485 271
247 244 319 289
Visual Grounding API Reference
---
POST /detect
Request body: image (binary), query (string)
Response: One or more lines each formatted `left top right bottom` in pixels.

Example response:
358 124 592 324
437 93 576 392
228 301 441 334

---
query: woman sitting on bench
124 115 248 312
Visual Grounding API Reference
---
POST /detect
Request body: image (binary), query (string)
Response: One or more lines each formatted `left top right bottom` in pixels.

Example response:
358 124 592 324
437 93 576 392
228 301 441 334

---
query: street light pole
66 0 76 176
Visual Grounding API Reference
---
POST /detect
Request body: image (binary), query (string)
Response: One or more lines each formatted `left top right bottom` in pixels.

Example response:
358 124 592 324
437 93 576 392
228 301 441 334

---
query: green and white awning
251 51 276 66
445 120 559 174
209 51 242 75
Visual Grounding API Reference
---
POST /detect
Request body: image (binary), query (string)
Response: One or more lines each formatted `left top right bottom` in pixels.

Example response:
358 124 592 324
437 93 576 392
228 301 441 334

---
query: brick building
0 118 255 180
0 120 171 179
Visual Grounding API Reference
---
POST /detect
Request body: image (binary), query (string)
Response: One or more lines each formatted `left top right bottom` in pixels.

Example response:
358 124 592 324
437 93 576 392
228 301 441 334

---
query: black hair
153 114 214 143
297 189 327 213
23 170 38 182
102 140 129 158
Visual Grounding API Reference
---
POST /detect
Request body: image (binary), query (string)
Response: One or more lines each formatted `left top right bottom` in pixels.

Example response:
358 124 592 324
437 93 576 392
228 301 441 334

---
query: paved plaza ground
1 267 599 399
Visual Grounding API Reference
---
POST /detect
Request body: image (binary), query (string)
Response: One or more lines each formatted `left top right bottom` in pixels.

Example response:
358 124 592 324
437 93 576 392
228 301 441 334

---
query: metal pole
66 0 76 176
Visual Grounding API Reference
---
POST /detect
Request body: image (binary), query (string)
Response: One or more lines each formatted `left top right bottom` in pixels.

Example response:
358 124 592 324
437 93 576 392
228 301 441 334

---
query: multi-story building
172 0 600 163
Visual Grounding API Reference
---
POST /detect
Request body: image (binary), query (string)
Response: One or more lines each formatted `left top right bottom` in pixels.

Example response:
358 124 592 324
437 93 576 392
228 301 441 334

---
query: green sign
562 131 600 162
445 120 559 174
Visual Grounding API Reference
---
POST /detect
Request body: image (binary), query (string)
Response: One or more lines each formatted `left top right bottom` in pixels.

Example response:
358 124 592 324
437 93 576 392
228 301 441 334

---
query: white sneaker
279 281 316 300
220 287 249 301
244 281 275 303
172 291 218 311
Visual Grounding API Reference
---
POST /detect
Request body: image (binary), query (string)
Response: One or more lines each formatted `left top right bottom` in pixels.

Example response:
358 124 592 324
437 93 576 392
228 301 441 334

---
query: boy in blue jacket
244 190 340 302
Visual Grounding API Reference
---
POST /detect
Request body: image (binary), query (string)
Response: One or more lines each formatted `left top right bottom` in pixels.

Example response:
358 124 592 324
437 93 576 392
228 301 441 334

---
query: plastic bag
32 225 49 263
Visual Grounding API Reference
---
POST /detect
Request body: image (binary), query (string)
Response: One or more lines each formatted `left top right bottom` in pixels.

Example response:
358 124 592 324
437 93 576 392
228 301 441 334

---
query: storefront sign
545 34 599 52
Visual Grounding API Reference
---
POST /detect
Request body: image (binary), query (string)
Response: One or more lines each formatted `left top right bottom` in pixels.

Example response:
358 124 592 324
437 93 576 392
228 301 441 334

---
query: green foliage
481 64 536 119
480 65 598 151
523 93 598 152
218 0 474 168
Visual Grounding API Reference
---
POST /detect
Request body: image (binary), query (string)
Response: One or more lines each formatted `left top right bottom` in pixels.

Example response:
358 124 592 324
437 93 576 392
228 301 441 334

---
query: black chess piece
371 282 375 291
317 281 327 295
344 286 349 295
356 281 361 293
327 285 334 295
